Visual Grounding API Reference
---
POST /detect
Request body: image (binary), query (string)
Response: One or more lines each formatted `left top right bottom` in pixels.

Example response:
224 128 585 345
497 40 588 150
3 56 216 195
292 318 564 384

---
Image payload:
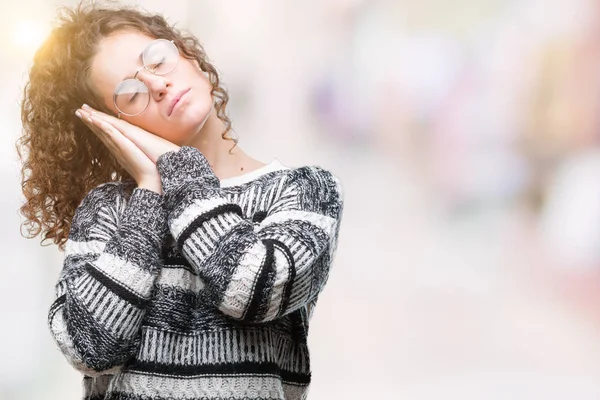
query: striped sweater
48 146 344 400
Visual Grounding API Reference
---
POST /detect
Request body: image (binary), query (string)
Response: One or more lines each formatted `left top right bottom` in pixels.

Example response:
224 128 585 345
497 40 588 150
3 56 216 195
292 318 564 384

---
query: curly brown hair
17 0 237 251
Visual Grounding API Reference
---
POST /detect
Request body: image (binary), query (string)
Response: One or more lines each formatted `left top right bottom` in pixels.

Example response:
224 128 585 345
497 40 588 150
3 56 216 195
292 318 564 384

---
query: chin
188 93 213 121
176 113 212 146
170 94 213 143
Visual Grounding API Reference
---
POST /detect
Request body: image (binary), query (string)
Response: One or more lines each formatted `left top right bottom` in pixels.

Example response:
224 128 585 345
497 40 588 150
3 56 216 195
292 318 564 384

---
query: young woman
18 2 344 399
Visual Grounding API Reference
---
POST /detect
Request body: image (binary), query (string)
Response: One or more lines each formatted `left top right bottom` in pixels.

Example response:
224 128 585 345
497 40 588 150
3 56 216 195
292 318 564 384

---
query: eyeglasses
113 39 179 118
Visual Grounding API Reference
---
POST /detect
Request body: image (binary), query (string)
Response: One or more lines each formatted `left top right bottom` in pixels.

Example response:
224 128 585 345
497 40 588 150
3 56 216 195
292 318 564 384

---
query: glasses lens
114 79 149 116
143 39 178 75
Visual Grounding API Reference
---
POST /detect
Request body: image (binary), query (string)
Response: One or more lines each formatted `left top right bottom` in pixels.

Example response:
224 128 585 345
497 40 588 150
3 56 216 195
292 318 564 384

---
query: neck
184 106 246 170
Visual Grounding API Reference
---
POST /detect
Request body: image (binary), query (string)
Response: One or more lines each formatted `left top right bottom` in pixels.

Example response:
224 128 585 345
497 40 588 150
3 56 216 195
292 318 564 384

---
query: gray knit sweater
48 146 344 400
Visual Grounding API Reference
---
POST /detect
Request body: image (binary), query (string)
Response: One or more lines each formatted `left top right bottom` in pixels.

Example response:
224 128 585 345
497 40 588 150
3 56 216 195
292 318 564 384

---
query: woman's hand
76 104 180 194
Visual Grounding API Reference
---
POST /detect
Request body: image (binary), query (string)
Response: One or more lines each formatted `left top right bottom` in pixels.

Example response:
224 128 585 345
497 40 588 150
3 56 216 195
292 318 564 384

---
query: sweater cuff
156 146 219 194
121 187 168 237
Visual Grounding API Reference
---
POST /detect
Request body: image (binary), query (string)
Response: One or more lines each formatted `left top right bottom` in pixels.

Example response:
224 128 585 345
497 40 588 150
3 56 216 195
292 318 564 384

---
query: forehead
90 31 156 93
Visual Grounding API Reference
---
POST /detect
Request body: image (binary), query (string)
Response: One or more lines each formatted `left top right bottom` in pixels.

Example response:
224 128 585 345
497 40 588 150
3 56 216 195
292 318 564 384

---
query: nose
138 70 170 102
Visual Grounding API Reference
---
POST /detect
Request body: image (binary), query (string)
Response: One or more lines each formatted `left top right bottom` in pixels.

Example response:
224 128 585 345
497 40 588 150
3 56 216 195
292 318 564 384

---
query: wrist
138 178 163 195
157 146 217 194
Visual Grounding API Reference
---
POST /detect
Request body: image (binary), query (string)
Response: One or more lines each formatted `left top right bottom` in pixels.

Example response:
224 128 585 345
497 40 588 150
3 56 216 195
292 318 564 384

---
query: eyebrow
122 52 144 81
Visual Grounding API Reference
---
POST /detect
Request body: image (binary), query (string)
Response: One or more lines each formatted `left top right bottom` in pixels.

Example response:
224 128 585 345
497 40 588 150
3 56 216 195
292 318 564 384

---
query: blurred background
2 0 600 399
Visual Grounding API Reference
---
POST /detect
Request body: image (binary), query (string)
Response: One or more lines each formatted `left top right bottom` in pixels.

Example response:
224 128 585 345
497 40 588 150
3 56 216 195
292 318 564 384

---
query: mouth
168 88 191 116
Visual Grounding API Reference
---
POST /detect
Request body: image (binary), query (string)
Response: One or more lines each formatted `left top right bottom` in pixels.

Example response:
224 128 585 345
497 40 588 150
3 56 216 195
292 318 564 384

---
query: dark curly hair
17 0 238 251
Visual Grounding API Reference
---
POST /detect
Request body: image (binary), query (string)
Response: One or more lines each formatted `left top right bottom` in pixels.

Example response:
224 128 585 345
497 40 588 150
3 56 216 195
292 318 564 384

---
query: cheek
121 72 214 143
183 75 214 119
187 63 213 96
193 85 214 112
122 111 174 145
124 112 164 133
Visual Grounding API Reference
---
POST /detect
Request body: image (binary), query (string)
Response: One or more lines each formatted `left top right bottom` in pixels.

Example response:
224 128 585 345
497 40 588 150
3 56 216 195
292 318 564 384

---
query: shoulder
77 180 136 209
72 181 135 226
69 181 135 241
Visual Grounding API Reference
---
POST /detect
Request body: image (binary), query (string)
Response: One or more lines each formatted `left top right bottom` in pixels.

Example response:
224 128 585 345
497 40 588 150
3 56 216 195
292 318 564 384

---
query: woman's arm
157 146 345 323
48 183 167 376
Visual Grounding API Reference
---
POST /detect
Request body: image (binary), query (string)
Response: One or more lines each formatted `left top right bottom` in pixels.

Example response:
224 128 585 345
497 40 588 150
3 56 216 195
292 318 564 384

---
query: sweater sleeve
48 183 167 376
156 146 345 323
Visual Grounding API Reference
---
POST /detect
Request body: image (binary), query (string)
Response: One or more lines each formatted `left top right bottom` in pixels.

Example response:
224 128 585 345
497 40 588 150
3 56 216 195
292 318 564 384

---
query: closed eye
128 92 139 103
149 56 166 72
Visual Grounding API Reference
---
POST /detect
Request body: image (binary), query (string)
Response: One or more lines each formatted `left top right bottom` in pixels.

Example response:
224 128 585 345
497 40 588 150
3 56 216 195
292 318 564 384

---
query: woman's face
89 30 214 146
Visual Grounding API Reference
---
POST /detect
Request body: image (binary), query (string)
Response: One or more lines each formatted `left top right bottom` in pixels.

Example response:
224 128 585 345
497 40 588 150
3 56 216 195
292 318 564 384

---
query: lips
168 88 191 116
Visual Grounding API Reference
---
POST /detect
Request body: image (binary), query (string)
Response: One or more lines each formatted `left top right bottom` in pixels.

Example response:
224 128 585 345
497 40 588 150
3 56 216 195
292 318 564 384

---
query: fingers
81 104 124 131
79 105 160 156
76 107 141 163
78 104 180 164
75 105 160 183
81 104 143 140
76 108 119 153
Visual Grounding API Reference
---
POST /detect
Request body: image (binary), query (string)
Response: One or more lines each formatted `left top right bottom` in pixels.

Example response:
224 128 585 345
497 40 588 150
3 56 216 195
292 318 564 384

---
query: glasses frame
113 39 179 118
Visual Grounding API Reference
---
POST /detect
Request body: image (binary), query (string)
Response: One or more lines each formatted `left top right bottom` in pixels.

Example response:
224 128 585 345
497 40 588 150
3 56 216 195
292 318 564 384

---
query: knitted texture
48 146 345 400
